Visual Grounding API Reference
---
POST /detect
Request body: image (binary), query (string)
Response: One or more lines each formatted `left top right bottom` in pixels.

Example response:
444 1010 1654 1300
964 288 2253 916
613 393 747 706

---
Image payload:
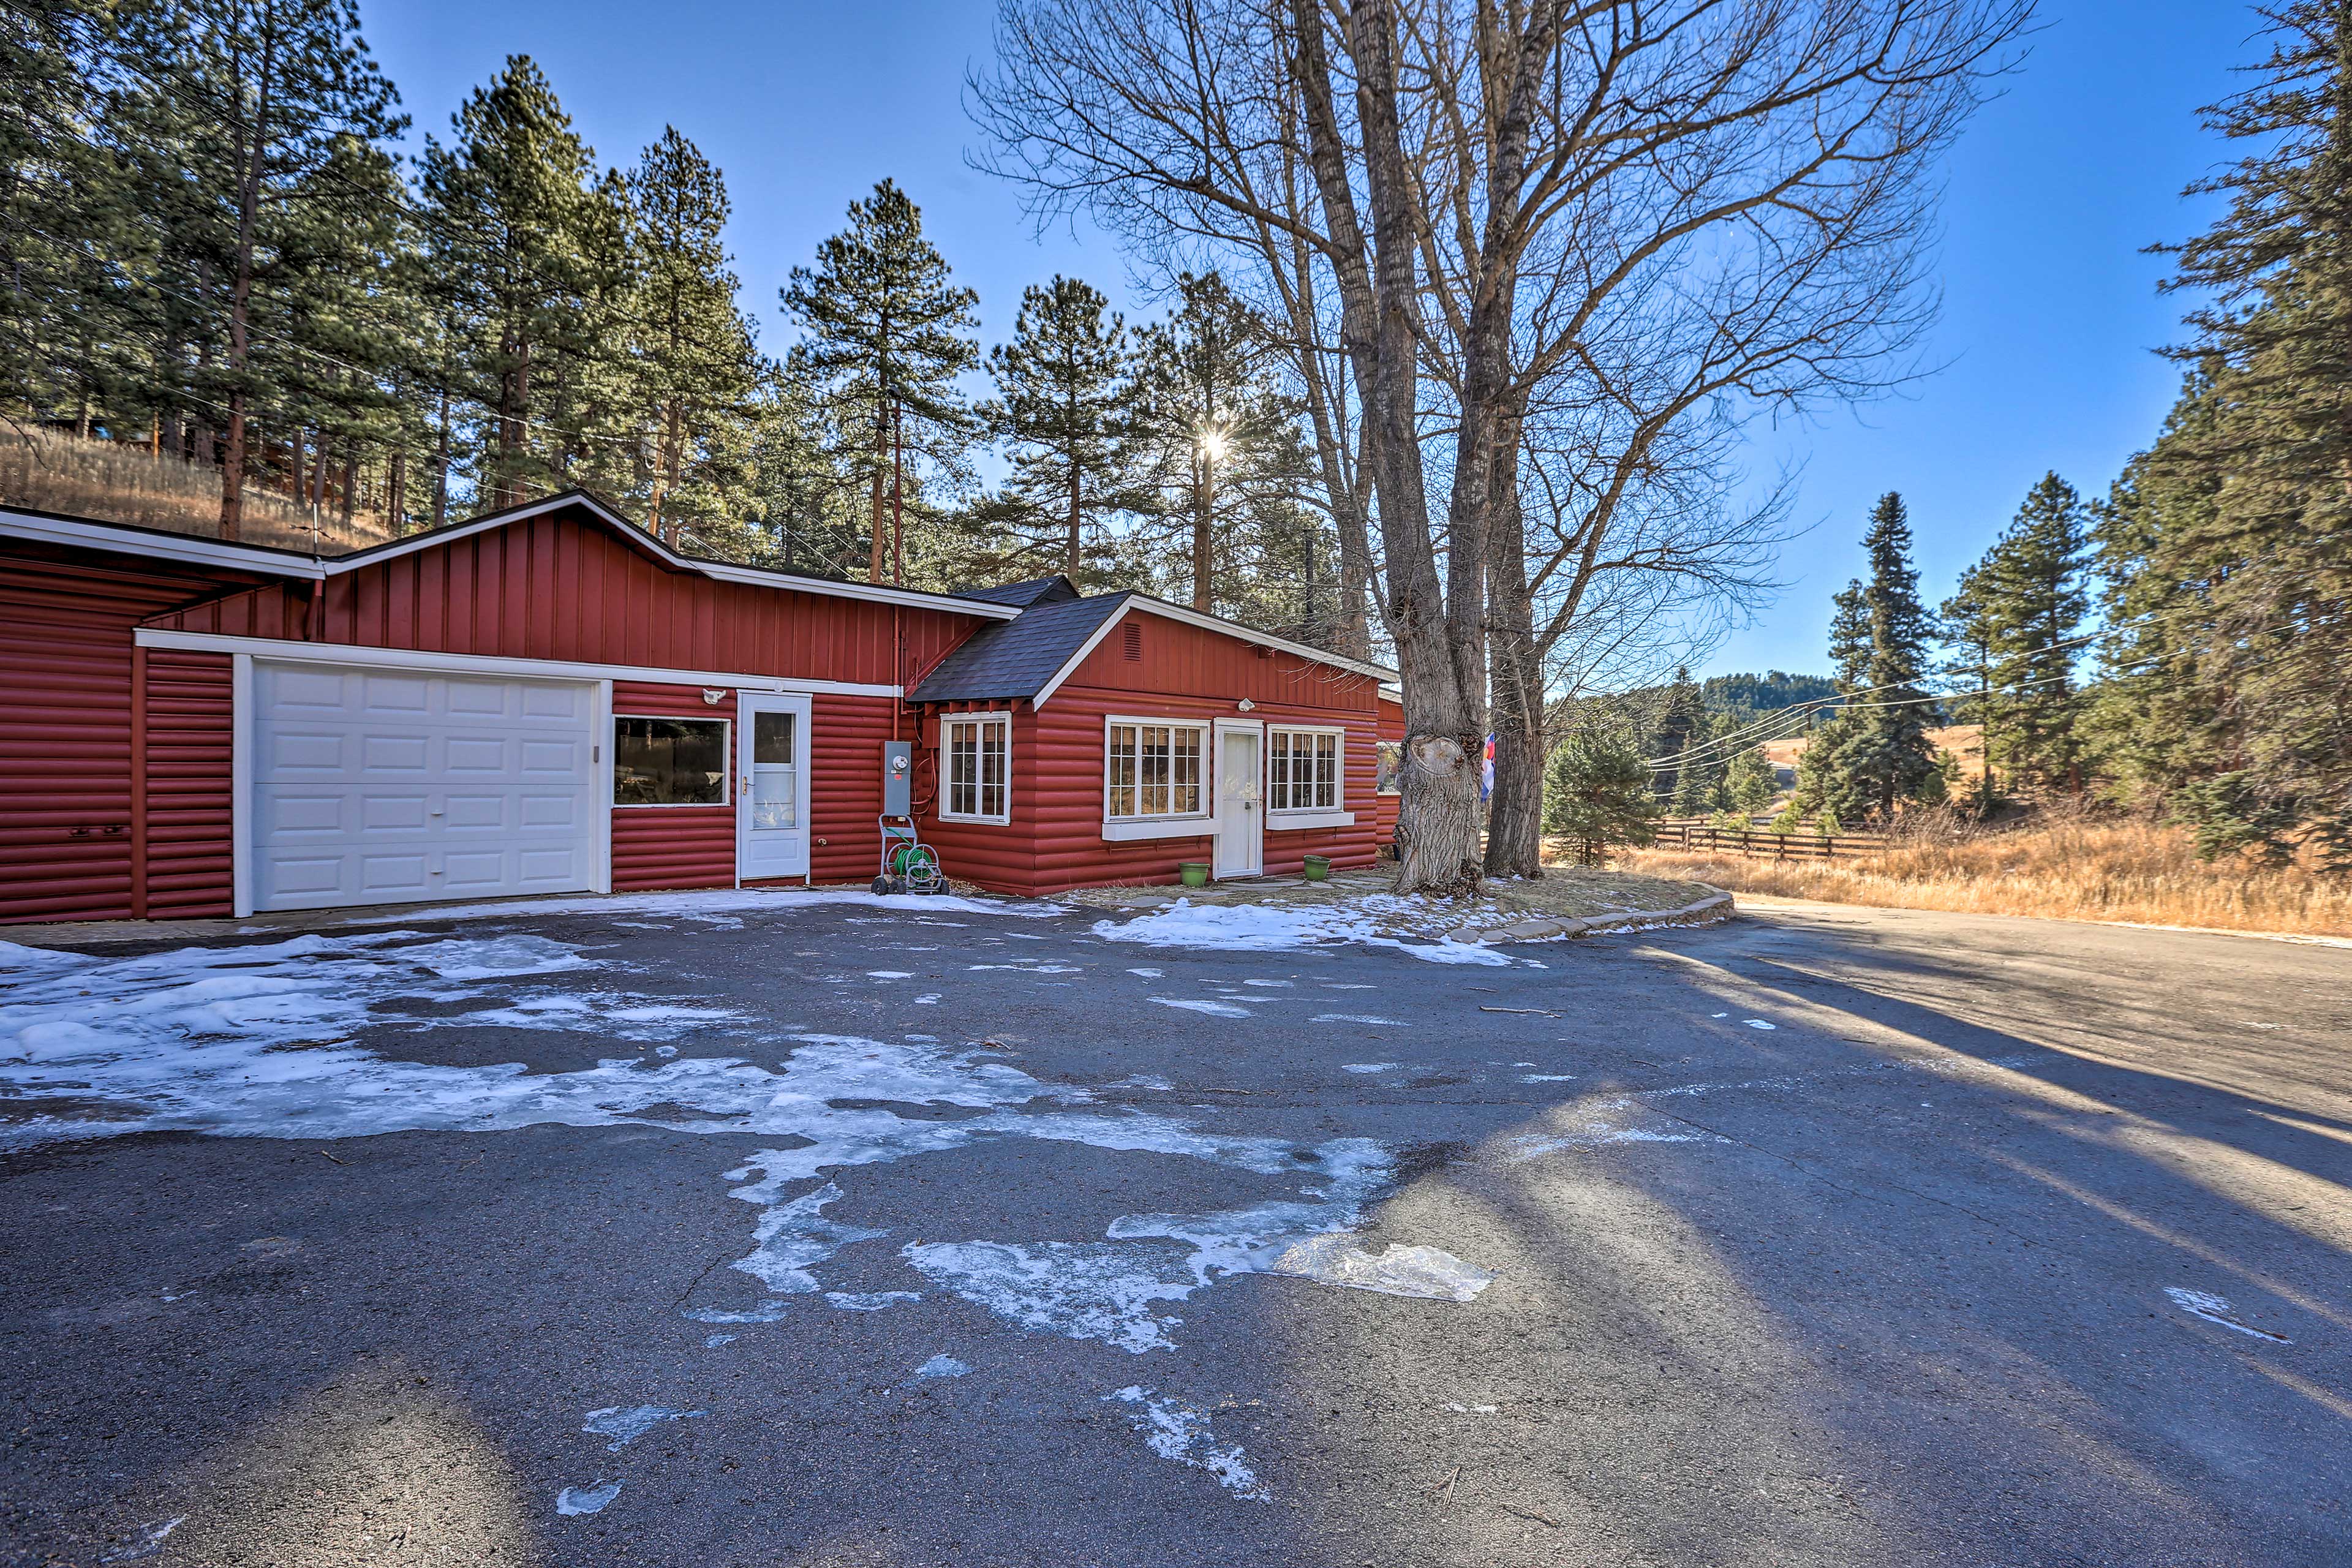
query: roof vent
1123 622 1143 661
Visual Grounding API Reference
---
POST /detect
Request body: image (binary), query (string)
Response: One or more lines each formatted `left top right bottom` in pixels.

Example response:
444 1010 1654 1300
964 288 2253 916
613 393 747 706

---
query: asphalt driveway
1 890 2346 1566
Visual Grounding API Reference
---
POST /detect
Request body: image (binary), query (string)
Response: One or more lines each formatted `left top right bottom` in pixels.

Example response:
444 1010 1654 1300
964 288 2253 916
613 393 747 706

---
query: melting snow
2165 1286 2292 1342
1106 1388 1268 1501
582 1405 702 1452
1743 1019 1777 1031
350 888 1068 925
1095 900 1512 965
826 1291 922 1311
1319 1015 1407 1026
556 1480 622 1517
1126 967 1164 978
1150 998 1252 1018
1341 1063 1399 1074
914 1354 971 1379
703 1334 737 1348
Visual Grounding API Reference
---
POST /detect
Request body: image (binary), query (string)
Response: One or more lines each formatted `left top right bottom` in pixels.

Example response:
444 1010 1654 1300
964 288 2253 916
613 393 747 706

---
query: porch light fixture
1237 699 1256 712
702 688 725 706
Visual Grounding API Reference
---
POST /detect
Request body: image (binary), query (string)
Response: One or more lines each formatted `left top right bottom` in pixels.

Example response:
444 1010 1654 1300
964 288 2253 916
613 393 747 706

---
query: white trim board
2 508 326 579
134 629 904 699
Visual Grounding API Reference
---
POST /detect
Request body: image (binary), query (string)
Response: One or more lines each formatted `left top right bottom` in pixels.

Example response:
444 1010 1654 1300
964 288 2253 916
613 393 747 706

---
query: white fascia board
322 492 1020 620
1 509 325 578
133 628 904 699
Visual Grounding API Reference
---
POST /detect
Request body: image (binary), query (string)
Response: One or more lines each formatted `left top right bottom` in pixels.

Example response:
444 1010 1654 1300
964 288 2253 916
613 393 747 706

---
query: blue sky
364 0 2258 678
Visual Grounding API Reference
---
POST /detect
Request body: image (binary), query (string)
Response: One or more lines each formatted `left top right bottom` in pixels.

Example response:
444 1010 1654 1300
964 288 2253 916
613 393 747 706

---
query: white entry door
250 662 600 912
736 692 812 882
1214 725 1263 879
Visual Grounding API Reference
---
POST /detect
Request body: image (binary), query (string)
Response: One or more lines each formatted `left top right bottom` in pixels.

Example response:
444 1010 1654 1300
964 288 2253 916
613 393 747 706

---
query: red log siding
807 694 900 885
609 680 737 893
0 548 258 923
143 650 233 918
911 706 1035 891
144 507 988 685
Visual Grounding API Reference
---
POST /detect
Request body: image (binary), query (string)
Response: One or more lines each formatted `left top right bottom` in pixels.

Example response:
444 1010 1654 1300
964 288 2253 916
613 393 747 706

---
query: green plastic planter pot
1178 861 1211 888
1301 854 1332 882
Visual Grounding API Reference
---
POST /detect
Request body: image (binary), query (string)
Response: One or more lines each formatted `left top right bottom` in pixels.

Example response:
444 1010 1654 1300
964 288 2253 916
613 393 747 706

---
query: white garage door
251 662 600 912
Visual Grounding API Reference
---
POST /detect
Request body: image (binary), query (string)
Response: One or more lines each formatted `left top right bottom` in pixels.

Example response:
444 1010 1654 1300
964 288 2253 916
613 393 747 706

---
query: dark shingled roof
911 591 1133 702
952 574 1081 608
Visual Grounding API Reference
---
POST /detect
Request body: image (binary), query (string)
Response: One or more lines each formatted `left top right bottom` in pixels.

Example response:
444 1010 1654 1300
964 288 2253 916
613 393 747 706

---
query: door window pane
753 710 796 764
613 717 726 805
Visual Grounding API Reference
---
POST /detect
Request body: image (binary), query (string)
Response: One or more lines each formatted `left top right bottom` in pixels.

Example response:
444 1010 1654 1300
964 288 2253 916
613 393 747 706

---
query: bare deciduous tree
971 0 2028 892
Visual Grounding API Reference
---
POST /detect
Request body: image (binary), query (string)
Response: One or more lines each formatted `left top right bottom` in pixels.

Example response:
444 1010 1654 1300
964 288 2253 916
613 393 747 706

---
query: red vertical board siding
0 551 249 924
609 680 737 892
143 650 235 918
144 507 989 687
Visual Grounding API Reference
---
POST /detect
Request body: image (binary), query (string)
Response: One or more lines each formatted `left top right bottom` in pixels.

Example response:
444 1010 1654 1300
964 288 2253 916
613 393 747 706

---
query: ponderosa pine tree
981 275 1132 582
625 127 761 544
417 56 605 511
1125 272 1309 614
1939 561 2003 812
781 180 979 586
113 0 404 538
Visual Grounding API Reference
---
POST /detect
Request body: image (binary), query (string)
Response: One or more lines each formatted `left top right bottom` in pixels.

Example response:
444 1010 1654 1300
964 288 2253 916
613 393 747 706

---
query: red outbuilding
0 492 1398 924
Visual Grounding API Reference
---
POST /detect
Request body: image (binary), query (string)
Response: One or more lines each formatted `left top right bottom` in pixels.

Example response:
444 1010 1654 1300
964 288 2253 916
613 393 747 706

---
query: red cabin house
0 493 1398 924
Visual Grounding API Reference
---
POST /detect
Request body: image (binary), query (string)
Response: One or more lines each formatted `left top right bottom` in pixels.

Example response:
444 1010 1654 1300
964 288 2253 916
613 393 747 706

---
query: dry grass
1613 815 2352 938
1 428 392 551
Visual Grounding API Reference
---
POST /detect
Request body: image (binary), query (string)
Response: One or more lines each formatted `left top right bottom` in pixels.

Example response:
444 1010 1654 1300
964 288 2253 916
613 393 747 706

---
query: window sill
1265 810 1355 831
1101 817 1215 842
940 813 1012 827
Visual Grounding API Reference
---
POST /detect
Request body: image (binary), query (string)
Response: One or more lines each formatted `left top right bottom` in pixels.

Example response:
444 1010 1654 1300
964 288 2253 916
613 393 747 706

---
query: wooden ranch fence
1650 820 1892 861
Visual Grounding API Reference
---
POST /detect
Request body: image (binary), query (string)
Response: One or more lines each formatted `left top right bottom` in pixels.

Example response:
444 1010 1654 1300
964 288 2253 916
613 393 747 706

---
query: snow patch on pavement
1095 900 1512 966
556 1481 622 1517
1150 997 1253 1018
583 1405 702 1452
1106 1387 1268 1501
827 1291 922 1311
2165 1286 2292 1342
913 1354 970 1379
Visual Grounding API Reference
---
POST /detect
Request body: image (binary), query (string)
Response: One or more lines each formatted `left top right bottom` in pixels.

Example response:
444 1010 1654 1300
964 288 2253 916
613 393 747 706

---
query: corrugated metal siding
145 507 987 685
144 650 233 918
1065 607 1382 712
610 680 737 893
0 551 242 923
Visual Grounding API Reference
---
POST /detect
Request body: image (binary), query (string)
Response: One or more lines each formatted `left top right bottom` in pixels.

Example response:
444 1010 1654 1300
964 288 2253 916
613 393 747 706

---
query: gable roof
910 592 1136 702
955 574 1080 608
4 491 1025 620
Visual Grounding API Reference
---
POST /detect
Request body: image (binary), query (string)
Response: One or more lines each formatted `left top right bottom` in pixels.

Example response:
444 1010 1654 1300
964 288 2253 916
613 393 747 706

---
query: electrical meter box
881 741 914 815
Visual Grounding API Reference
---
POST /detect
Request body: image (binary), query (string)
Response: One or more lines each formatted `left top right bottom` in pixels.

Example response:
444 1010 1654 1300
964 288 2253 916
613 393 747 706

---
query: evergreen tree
980 275 1133 583
1814 495 1939 820
1544 726 1658 866
1939 560 2002 811
2124 0 2352 864
623 127 761 544
116 0 405 538
1125 271 1311 614
781 180 979 586
417 56 608 511
1725 746 1778 814
1649 666 1703 803
1959 472 2094 796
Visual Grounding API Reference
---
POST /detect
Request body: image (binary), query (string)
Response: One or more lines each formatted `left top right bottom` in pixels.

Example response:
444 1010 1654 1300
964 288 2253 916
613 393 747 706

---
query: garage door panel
252 663 599 913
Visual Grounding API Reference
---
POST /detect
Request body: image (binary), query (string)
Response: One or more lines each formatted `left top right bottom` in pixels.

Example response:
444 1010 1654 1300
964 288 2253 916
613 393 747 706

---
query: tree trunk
1191 450 1213 612
867 400 888 584
218 23 278 543
1066 453 1082 578
1483 413 1546 878
431 386 451 529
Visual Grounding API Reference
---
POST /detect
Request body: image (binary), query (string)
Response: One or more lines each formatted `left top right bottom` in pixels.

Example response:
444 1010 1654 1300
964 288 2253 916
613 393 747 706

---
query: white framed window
1267 726 1343 813
1104 718 1209 821
941 713 1011 823
613 715 729 806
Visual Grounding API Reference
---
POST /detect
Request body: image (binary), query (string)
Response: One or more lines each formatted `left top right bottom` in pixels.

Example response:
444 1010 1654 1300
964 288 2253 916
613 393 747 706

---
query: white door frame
1212 717 1264 880
736 690 814 884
